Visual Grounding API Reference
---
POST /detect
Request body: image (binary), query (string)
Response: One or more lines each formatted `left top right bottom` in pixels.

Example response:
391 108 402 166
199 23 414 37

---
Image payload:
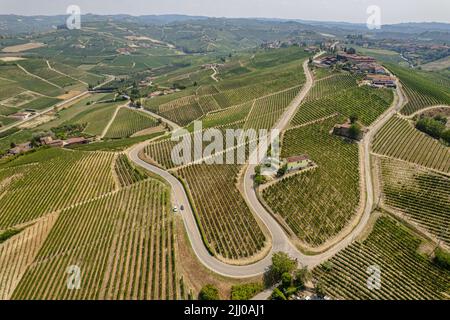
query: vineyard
176 164 267 260
387 64 450 116
11 180 179 300
377 156 450 246
0 213 59 299
0 148 116 228
244 86 301 131
114 154 148 187
18 59 83 89
291 73 393 127
143 50 307 127
105 108 159 139
70 101 123 137
313 216 450 299
262 116 361 247
372 116 450 173
143 86 303 169
0 63 64 98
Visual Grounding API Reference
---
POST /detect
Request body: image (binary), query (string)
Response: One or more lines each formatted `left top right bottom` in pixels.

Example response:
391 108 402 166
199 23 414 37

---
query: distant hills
0 14 449 42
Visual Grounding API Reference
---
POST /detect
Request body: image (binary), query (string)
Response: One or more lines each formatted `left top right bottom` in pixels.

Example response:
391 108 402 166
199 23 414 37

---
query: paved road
128 55 406 280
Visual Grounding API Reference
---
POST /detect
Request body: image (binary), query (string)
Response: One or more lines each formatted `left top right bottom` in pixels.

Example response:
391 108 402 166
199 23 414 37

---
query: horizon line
1 13 449 26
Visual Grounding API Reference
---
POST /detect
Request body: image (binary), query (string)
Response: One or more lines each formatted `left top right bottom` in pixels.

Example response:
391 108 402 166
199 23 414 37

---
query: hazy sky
1 0 450 24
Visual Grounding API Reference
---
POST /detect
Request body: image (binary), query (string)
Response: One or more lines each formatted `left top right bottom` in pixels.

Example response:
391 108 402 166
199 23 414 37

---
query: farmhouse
9 112 31 120
286 155 313 172
313 56 338 68
333 121 366 141
65 137 89 147
365 74 397 88
40 136 64 148
8 142 32 155
337 52 376 64
40 136 89 148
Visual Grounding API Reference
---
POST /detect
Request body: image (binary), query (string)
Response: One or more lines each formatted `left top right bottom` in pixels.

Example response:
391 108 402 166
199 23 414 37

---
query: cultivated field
372 116 450 173
387 64 450 115
1 42 45 53
263 116 361 247
291 73 393 127
0 148 116 228
313 216 450 299
11 180 179 300
376 156 450 246
105 108 159 139
176 164 267 261
144 48 308 127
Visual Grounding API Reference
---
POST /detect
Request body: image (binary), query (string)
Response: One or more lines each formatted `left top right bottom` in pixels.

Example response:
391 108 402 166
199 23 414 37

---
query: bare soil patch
0 57 26 62
2 42 45 53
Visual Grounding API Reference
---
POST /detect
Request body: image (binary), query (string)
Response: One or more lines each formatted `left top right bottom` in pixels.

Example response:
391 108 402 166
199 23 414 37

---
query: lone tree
198 284 220 300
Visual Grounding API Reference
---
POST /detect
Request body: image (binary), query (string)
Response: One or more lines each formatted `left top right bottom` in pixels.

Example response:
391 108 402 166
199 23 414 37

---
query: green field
105 108 159 139
313 215 450 299
144 47 308 127
387 64 450 115
176 164 267 260
291 73 393 127
372 116 450 173
0 148 116 228
377 156 450 246
10 180 179 300
263 116 361 247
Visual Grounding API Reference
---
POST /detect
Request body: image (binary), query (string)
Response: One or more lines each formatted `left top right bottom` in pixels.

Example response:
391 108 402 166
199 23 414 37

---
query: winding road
128 53 406 279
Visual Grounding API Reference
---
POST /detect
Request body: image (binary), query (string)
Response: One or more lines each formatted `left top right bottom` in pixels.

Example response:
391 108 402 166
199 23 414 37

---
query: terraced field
387 64 450 116
262 116 361 247
105 108 159 139
313 216 450 299
372 116 450 173
0 148 116 228
291 73 393 127
143 49 308 127
11 180 179 300
377 157 450 246
176 164 267 260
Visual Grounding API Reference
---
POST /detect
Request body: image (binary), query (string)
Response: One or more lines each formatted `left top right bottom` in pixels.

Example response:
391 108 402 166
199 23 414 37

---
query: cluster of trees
197 252 332 301
230 283 264 300
50 123 86 140
254 165 267 186
267 252 312 300
415 115 450 145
